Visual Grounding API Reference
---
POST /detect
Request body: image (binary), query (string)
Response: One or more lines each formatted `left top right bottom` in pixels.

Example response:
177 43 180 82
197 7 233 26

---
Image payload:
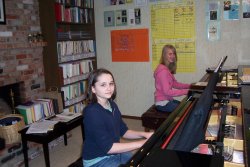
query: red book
54 3 62 22
64 8 71 23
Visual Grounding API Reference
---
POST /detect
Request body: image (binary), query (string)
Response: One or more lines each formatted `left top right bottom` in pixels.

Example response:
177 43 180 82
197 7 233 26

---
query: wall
0 0 45 102
94 1 250 117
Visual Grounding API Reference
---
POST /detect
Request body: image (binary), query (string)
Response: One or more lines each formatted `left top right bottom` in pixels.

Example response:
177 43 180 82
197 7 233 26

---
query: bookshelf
38 0 96 113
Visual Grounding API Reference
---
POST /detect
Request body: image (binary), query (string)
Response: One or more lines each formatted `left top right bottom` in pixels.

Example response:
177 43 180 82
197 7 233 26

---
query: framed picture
115 10 127 26
0 0 6 24
104 11 115 27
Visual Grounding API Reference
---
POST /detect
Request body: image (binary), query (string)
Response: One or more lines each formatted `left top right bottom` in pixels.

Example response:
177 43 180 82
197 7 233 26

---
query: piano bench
141 105 170 132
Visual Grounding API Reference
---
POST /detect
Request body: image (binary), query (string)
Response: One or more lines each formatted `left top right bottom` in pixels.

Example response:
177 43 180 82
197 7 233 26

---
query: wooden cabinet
38 0 96 113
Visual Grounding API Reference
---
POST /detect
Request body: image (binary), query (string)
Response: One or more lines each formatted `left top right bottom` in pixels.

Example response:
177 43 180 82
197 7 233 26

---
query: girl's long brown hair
87 68 117 103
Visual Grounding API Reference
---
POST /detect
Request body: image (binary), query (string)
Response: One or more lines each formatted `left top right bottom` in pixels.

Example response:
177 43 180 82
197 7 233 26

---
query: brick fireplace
0 0 46 104
0 82 23 115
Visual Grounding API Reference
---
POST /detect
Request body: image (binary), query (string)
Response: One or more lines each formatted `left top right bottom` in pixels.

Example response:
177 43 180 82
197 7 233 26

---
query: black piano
122 58 250 167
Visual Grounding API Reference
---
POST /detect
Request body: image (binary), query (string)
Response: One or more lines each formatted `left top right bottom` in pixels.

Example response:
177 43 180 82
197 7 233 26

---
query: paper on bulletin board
206 1 221 21
243 0 250 18
223 0 240 20
152 39 196 73
207 21 220 41
206 1 221 41
151 1 196 72
104 11 115 27
111 29 149 62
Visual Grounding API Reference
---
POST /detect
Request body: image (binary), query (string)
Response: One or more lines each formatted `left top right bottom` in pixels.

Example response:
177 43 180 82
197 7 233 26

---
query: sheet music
238 67 250 84
50 112 81 122
243 67 250 75
26 120 58 134
240 75 250 83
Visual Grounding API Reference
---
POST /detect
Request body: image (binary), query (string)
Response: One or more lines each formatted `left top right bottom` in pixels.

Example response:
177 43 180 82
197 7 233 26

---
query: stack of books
16 99 58 125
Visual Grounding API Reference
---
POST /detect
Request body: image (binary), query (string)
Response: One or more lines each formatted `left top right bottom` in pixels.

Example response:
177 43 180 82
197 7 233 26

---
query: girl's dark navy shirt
82 100 128 160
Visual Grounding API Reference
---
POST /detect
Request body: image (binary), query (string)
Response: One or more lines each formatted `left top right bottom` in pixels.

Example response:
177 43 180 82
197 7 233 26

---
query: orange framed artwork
111 29 149 62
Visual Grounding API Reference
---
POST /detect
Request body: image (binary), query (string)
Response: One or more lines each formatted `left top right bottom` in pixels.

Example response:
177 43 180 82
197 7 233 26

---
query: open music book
50 112 82 122
26 120 58 134
240 67 250 84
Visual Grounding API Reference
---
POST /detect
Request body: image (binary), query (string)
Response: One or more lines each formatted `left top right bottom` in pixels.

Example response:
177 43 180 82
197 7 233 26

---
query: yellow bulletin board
111 29 149 62
151 1 196 72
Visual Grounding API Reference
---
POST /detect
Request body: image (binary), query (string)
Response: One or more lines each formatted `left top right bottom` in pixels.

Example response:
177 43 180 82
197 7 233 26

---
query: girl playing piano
82 68 153 167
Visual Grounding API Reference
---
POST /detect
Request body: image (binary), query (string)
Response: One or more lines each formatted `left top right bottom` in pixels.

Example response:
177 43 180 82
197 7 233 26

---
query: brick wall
0 0 45 102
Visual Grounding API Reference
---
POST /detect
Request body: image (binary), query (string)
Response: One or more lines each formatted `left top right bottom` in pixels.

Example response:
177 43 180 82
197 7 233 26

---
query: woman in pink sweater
154 45 190 112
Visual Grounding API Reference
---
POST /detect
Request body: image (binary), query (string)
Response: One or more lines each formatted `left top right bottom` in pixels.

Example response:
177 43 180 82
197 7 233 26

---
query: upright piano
122 60 250 167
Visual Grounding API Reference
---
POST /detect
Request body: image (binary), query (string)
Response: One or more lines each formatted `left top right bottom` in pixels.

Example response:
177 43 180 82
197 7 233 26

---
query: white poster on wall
135 0 148 6
243 0 250 18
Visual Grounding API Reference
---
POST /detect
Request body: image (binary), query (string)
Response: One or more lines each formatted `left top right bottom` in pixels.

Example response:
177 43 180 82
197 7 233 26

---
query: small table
19 115 84 167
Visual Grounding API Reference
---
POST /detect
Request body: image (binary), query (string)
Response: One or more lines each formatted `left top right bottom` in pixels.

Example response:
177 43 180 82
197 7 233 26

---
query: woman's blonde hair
159 44 177 74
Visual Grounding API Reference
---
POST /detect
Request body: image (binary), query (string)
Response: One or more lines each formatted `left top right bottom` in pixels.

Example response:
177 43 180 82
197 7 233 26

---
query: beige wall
94 1 250 117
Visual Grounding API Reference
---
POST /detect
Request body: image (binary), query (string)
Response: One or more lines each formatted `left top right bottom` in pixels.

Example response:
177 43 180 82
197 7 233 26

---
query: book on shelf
55 0 94 8
59 60 93 80
57 40 95 57
63 102 85 113
58 52 96 63
57 31 93 40
54 3 64 22
61 81 86 102
54 3 93 24
64 8 71 22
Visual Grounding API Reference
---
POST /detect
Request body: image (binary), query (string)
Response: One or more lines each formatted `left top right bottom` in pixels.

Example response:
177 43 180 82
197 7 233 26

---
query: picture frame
104 11 115 27
0 0 6 24
115 10 127 26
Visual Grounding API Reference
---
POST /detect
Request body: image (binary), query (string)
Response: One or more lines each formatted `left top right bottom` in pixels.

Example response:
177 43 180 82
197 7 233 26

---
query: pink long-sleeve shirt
154 64 190 102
